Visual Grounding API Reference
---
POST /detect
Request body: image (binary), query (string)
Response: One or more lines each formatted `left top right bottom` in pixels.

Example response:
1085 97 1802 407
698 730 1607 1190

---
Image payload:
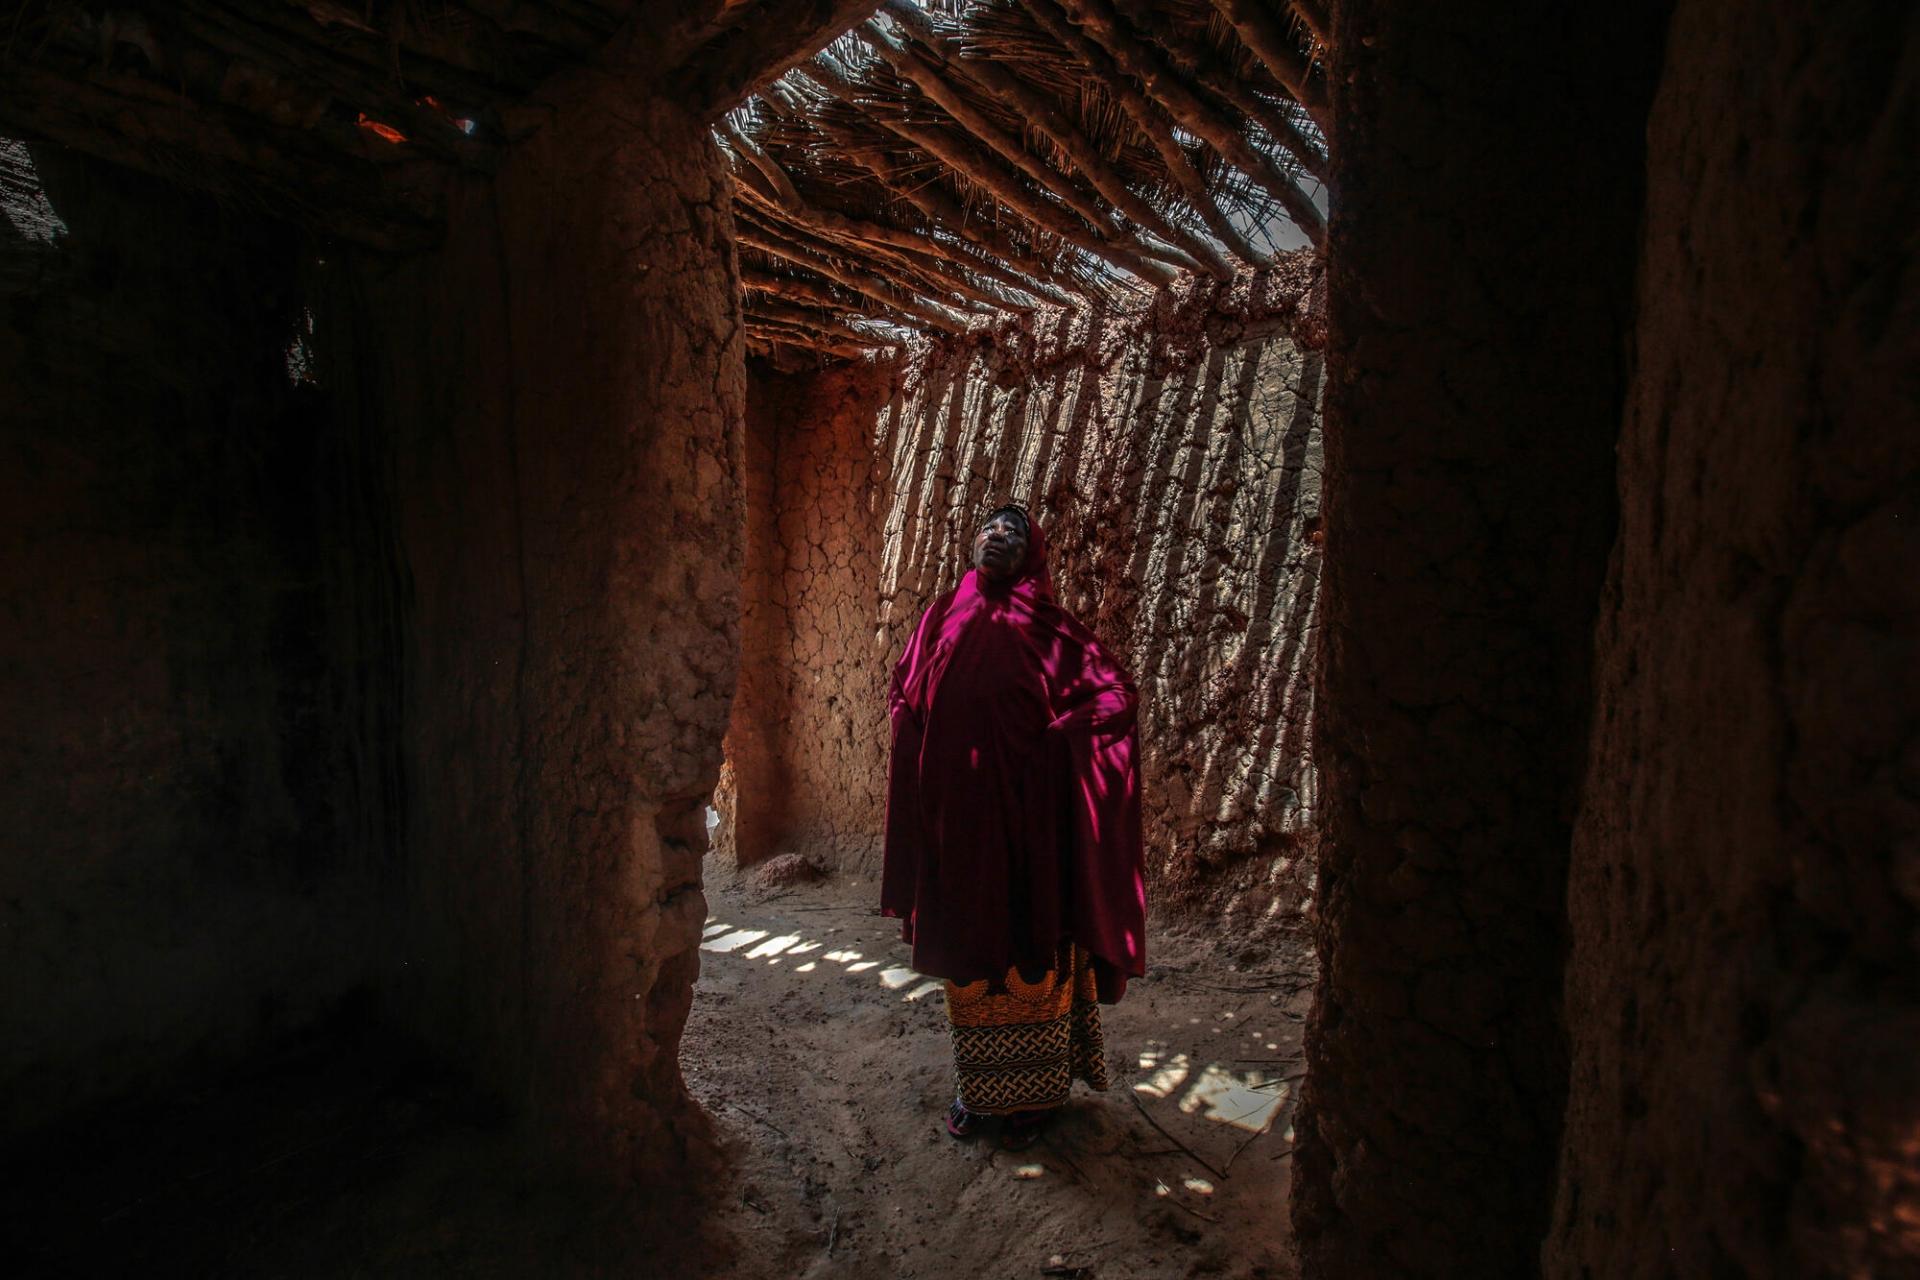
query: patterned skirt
945 941 1112 1115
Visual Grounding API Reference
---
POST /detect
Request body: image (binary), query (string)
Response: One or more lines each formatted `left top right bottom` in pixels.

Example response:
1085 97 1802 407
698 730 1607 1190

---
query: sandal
1000 1108 1054 1151
945 1099 981 1140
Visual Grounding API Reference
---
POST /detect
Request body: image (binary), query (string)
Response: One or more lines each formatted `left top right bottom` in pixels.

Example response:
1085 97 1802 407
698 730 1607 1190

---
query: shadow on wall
724 285 1325 931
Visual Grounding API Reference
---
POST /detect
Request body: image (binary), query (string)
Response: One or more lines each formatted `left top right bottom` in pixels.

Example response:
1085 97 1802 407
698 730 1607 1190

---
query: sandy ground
683 857 1313 1280
3 859 1309 1279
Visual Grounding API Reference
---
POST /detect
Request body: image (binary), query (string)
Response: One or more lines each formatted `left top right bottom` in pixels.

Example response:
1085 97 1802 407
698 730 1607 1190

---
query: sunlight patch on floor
1179 1063 1287 1131
698 919 935 1003
701 928 769 953
1135 1043 1291 1132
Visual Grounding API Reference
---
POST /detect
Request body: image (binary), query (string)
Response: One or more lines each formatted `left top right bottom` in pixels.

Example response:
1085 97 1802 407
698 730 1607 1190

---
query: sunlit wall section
731 276 1323 932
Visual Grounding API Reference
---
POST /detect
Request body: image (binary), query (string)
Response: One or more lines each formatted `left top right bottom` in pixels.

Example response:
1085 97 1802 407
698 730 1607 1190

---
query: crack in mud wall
327 76 743 1175
1548 3 1920 1273
726 279 1325 929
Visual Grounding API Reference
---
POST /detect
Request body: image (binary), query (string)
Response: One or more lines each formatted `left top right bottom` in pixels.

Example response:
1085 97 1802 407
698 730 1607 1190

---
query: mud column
1550 2 1920 1272
1291 2 1668 1273
358 72 745 1177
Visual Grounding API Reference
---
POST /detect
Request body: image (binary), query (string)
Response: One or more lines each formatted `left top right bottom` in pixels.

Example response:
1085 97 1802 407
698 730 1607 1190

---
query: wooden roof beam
1020 0 1269 265
850 159 1103 304
735 201 930 303
877 1 1235 281
1207 0 1331 131
745 321 888 360
735 179 1041 311
855 17 1198 279
1291 0 1332 50
743 293 904 347
800 58 1173 288
756 82 1094 304
1109 0 1328 181
717 119 805 206
718 124 1043 308
743 268 869 315
454 0 618 54
741 260 921 330
756 89 1088 307
646 0 756 74
1051 0 1326 248
732 184 1015 314
671 0 884 121
737 221 973 333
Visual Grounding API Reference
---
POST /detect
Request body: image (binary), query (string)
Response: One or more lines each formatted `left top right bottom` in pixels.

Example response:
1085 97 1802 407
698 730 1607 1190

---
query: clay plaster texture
1549 2 1920 1274
725 271 1325 932
1291 1 1669 1275
329 75 744 1175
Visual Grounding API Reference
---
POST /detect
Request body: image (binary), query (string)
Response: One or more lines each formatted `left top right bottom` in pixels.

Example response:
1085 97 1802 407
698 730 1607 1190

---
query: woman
881 504 1146 1149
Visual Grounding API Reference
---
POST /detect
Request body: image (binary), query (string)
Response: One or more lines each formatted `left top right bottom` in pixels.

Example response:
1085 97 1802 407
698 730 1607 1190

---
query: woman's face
972 512 1029 583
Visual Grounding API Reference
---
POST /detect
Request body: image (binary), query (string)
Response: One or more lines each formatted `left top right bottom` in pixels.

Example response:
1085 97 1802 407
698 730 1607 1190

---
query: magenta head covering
880 508 1147 1000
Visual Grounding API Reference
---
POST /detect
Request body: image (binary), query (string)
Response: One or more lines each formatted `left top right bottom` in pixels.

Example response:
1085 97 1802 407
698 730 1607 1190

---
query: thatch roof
0 1 1330 363
727 0 1331 366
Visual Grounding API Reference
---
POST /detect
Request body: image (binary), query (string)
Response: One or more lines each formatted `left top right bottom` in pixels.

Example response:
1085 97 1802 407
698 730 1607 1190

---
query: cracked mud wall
728 279 1325 930
331 76 743 1174
721 359 890 870
1548 3 1920 1275
1291 2 1669 1275
0 145 389 1135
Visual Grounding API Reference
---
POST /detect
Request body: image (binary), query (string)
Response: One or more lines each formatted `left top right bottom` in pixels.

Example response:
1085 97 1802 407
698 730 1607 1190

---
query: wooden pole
737 221 973 333
670 0 890 119
878 1 1236 279
742 263 925 333
1110 0 1328 181
721 153 1044 310
742 292 904 347
1290 0 1332 50
734 189 1015 314
856 17 1197 278
799 58 1174 288
759 85 1091 306
1019 0 1269 265
1207 0 1331 131
744 321 886 359
1052 0 1326 247
819 144 1090 306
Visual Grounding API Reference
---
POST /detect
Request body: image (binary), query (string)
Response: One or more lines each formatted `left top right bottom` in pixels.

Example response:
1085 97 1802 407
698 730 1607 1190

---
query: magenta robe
880 518 1147 1002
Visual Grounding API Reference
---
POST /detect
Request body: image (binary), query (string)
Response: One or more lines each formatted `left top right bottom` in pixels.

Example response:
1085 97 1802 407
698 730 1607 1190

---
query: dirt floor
1 860 1308 1279
684 855 1312 1280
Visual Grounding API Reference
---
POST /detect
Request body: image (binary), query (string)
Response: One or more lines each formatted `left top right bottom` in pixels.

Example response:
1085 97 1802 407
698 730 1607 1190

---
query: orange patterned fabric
945 941 1110 1114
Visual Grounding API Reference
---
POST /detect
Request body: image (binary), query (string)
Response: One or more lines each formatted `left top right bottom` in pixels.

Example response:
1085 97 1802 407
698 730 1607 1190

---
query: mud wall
329 75 743 1173
727 278 1325 928
721 360 892 872
0 145 388 1135
1549 2 1920 1274
1290 1 1670 1274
